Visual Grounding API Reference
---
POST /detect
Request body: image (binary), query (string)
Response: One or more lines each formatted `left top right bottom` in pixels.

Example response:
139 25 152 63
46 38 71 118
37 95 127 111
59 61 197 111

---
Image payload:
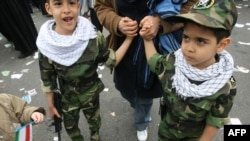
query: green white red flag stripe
14 121 33 141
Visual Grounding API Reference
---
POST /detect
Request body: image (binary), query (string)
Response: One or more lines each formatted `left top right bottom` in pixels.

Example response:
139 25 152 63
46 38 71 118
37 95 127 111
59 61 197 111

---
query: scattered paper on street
236 66 250 73
27 89 37 96
110 112 116 117
1 70 10 76
238 41 250 45
11 74 23 79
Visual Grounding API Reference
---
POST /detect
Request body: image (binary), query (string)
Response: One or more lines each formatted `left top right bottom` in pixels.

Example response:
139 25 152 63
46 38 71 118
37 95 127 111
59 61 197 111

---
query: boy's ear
217 37 231 53
45 3 52 15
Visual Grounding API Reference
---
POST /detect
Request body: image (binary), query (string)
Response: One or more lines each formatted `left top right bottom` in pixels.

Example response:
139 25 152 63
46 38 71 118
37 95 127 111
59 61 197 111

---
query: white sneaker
137 128 148 141
148 116 152 122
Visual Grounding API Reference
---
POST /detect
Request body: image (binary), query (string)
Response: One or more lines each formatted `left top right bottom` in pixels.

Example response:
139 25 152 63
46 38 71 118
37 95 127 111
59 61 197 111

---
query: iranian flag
14 122 33 141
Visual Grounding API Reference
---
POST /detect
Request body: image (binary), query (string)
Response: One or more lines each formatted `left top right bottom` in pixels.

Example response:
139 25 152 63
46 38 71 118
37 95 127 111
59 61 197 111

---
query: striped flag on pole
14 122 33 141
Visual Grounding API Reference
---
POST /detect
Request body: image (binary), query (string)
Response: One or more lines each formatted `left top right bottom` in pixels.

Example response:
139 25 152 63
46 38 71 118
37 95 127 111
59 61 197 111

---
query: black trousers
0 0 38 55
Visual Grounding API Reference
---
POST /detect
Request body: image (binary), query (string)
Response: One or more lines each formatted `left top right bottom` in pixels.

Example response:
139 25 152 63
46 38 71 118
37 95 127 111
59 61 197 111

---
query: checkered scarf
36 16 97 66
172 49 234 99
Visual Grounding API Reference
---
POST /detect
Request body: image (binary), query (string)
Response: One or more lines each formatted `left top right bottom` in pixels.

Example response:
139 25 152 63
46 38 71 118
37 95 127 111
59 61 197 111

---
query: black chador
0 0 38 58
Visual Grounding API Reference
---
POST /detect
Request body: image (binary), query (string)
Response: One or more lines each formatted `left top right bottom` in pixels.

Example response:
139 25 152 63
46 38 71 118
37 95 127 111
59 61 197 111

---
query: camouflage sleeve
148 52 175 78
206 76 237 128
96 31 110 63
104 48 116 69
95 31 116 70
38 52 57 93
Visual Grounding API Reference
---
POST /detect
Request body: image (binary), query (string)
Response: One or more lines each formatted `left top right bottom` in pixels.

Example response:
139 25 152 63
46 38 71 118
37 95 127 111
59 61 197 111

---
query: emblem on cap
193 0 214 9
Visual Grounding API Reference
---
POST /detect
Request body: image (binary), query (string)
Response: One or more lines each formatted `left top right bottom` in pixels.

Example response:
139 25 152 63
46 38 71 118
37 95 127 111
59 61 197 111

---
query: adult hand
139 15 161 40
31 112 45 124
118 17 138 37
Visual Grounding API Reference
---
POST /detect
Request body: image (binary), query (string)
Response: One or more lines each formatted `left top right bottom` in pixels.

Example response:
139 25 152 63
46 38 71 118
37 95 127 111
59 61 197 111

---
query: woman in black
95 1 163 141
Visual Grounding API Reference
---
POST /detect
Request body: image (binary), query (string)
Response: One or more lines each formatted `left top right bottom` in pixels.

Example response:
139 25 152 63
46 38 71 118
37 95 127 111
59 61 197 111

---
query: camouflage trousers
158 113 203 141
61 87 102 141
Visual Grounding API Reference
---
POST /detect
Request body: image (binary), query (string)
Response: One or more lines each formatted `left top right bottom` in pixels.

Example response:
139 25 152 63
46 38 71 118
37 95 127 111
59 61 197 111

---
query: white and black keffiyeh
36 16 97 66
172 49 234 99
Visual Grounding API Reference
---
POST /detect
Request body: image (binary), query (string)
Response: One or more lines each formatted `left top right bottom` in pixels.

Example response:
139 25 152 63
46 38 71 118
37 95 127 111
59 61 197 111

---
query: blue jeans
134 97 153 131
120 91 153 131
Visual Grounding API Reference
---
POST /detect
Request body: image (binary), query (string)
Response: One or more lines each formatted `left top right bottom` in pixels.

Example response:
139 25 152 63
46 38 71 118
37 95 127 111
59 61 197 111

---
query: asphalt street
0 1 250 141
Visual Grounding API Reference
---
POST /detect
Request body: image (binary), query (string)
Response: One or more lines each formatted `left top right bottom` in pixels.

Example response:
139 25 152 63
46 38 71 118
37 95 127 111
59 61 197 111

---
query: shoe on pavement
137 128 148 141
4 43 14 48
18 53 30 59
148 116 152 122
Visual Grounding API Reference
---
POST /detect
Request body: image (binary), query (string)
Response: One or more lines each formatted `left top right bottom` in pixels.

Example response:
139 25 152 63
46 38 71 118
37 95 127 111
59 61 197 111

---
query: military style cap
167 0 238 33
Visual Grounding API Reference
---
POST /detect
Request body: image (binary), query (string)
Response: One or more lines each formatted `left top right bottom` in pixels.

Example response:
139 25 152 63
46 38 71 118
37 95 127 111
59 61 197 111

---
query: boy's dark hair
166 0 238 35
212 28 230 43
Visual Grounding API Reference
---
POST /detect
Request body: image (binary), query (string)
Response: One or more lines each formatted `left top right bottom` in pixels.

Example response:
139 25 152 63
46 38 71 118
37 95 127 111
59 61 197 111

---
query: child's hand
139 21 153 40
139 15 160 40
31 112 45 124
140 22 152 32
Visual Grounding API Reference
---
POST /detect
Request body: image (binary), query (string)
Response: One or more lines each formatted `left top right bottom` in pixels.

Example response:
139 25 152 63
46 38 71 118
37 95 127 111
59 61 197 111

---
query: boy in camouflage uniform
140 0 238 140
36 0 134 141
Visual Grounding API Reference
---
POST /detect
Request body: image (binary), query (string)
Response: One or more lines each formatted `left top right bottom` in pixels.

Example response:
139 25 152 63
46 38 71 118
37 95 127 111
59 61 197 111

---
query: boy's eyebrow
51 0 61 2
183 32 209 41
196 36 209 41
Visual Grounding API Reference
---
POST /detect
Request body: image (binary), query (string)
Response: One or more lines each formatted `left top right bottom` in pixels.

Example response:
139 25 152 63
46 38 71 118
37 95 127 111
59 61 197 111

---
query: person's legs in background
80 0 90 18
25 0 33 14
135 97 153 141
119 90 136 109
11 0 38 58
0 23 15 49
119 91 152 141
114 62 152 141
